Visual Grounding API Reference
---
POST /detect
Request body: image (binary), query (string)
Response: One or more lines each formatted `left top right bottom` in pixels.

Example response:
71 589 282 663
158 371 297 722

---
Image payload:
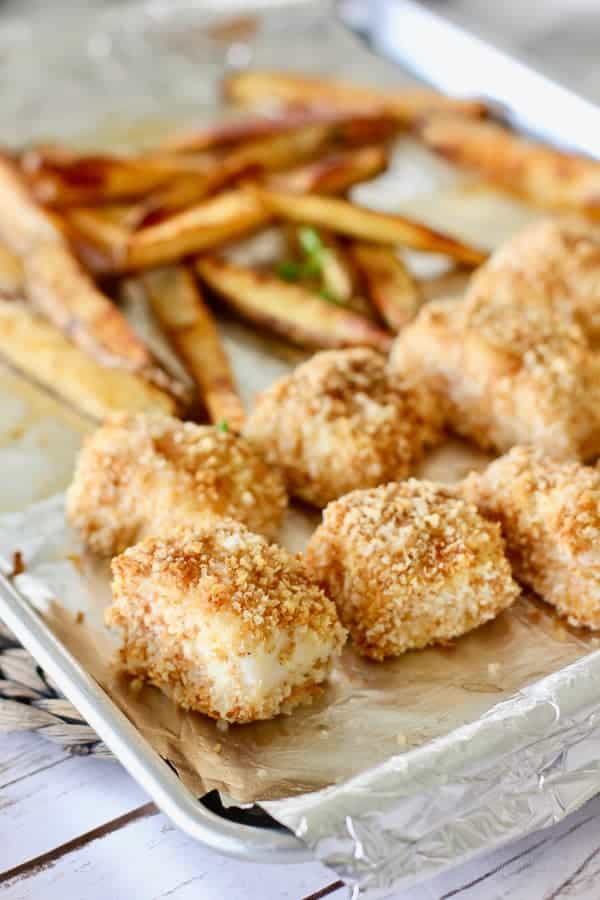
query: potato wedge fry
141 266 246 430
223 70 487 123
124 176 218 229
155 125 387 214
22 150 215 207
160 108 394 153
0 156 58 254
118 276 194 395
350 242 421 331
0 244 24 298
420 114 600 216
196 256 391 352
0 300 175 420
266 145 387 194
66 207 131 260
219 124 334 177
0 157 162 373
256 187 487 265
128 142 300 228
123 188 270 271
25 240 155 370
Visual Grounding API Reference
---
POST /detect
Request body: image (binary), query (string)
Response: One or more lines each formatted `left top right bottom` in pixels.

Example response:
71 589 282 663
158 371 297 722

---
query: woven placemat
0 619 111 757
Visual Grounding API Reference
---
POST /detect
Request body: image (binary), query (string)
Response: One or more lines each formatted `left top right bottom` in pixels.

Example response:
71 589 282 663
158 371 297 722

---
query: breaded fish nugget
392 219 600 459
391 294 600 460
305 480 519 660
463 445 600 629
66 413 287 555
244 348 443 507
108 520 347 722
469 218 600 342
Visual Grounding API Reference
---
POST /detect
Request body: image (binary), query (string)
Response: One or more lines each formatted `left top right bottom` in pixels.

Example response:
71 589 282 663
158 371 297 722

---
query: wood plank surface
2 738 600 899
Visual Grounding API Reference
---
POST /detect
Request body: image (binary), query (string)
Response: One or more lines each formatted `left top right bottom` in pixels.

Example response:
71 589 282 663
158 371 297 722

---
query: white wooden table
1 727 600 899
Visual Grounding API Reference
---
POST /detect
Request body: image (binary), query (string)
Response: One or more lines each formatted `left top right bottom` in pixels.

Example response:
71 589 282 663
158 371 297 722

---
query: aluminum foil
1 1 599 896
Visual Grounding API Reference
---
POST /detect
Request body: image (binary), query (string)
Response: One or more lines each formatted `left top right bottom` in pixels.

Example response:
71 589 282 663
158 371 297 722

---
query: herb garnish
275 226 342 305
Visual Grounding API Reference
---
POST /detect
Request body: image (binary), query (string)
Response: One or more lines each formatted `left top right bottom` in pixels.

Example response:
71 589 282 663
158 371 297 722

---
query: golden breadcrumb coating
107 519 346 723
463 445 600 629
391 250 600 459
244 348 443 507
305 480 519 660
66 413 287 555
469 218 600 342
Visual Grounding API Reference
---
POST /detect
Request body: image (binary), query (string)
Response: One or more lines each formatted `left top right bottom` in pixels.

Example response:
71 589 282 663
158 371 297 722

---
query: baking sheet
0 90 566 806
2 0 599 894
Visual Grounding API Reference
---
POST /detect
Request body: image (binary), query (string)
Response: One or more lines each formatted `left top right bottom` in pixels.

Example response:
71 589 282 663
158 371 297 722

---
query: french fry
420 114 600 216
223 70 487 123
66 207 130 260
0 300 175 420
141 266 246 430
22 149 216 207
196 256 391 352
160 108 394 154
0 156 58 254
0 244 24 298
152 125 387 216
118 277 195 409
256 187 487 265
218 124 334 177
125 132 322 229
123 176 218 229
266 145 387 194
25 240 155 370
0 157 162 374
350 242 421 331
122 188 270 271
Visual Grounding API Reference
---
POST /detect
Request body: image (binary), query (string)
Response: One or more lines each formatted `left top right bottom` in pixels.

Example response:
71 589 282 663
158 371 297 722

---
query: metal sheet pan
0 568 306 862
2 2 600 896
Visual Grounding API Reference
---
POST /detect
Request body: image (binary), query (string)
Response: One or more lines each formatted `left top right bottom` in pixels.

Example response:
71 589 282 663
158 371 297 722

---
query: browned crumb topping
392 288 600 461
463 445 600 628
112 520 338 642
245 348 443 507
465 445 600 562
66 413 288 555
469 218 600 342
107 519 346 722
305 480 519 660
391 219 600 460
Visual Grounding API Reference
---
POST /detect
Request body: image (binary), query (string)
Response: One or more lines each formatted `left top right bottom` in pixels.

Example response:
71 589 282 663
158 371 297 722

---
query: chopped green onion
217 419 230 433
301 255 322 279
276 260 302 281
298 225 323 257
319 286 343 305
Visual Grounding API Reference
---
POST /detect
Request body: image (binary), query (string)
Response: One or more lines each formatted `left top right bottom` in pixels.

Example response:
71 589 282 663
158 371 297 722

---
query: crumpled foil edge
265 650 600 896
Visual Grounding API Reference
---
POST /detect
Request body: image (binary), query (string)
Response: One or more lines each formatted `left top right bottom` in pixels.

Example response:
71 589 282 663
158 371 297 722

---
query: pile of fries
1 69 594 427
